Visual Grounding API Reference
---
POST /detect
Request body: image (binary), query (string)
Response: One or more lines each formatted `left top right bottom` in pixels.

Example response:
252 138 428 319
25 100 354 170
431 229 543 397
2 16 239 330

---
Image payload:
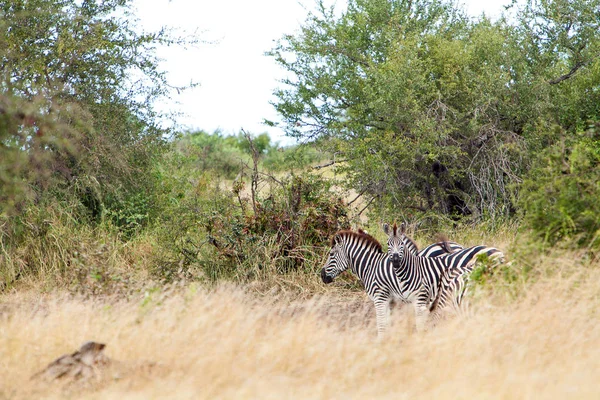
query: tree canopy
269 0 600 220
0 0 197 219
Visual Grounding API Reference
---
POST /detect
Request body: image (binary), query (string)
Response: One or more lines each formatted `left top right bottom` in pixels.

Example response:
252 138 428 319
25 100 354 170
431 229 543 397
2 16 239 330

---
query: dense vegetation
269 0 600 224
1 0 600 294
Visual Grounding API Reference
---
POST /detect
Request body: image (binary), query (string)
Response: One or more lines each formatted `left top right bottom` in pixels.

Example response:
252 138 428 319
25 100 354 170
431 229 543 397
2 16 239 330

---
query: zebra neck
394 252 420 279
349 247 383 283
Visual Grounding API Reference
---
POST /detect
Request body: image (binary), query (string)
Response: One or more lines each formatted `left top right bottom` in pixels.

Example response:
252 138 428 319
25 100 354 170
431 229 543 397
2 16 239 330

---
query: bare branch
353 195 377 219
258 170 284 188
312 160 337 170
347 186 368 206
242 129 260 215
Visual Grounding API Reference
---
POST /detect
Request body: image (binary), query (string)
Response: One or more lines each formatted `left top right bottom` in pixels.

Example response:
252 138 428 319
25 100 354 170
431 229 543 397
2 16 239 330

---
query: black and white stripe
386 223 463 258
418 240 463 257
384 223 503 329
428 246 503 321
321 228 468 336
321 229 411 336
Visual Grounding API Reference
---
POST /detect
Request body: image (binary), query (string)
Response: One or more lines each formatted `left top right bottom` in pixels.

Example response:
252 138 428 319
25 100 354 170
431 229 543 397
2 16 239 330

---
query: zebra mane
332 229 383 253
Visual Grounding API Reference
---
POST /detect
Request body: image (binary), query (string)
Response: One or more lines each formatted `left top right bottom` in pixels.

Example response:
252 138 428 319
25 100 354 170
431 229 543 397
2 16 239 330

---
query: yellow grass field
2 264 600 400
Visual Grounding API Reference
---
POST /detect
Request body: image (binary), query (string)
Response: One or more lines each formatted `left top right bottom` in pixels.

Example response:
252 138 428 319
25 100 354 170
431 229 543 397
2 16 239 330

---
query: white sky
134 0 511 145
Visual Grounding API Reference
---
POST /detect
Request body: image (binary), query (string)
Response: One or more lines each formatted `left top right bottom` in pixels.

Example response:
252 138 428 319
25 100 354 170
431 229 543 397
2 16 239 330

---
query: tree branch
549 60 586 85
347 186 368 206
312 160 337 170
353 195 378 219
242 129 260 215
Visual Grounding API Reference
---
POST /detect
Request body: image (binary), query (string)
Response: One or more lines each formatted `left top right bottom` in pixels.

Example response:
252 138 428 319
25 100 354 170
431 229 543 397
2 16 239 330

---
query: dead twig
347 187 368 206
242 129 260 215
313 160 337 170
353 196 378 220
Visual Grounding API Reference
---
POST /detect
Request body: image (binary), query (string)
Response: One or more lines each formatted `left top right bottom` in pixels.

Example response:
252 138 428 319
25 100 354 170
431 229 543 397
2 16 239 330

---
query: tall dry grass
2 257 600 400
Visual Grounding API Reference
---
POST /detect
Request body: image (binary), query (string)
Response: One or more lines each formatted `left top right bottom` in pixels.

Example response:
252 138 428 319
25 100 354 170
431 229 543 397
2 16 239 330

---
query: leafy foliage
269 0 600 222
0 0 196 223
150 134 349 282
519 121 600 248
176 129 329 178
4 0 600 293
0 0 201 288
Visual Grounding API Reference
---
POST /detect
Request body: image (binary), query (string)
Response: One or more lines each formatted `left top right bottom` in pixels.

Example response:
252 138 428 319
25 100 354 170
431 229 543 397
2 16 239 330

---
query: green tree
0 0 197 224
519 121 600 248
269 0 600 221
236 132 273 156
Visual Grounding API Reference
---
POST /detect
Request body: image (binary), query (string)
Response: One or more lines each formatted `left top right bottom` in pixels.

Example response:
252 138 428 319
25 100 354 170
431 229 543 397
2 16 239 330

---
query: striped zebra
383 222 463 309
384 223 464 300
383 223 503 328
321 229 412 336
321 229 464 336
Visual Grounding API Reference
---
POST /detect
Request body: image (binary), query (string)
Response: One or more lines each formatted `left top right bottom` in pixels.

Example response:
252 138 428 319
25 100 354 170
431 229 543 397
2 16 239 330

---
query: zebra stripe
383 223 463 258
418 240 463 257
321 229 413 336
429 246 504 321
321 227 466 336
384 223 503 329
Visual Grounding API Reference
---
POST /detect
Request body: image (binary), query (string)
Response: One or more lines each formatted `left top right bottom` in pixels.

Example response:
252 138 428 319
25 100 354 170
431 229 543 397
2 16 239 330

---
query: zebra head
321 234 351 284
383 222 408 267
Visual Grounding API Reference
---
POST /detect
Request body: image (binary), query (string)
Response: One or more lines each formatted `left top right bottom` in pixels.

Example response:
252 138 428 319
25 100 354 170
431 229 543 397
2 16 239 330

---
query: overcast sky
134 0 511 145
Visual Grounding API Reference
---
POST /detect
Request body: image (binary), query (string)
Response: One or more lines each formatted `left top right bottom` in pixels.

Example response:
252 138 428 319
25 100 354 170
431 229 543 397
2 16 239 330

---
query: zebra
321 228 464 336
321 229 415 336
382 222 463 309
383 223 503 328
384 223 464 302
384 222 476 298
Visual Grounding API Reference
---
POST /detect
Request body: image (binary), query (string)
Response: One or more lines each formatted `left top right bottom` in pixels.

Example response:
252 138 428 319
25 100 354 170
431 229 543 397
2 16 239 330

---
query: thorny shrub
205 174 350 276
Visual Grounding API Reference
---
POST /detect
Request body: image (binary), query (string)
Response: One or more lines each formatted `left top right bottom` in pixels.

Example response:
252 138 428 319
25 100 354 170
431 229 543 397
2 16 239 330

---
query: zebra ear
332 234 341 245
400 222 406 234
382 223 390 235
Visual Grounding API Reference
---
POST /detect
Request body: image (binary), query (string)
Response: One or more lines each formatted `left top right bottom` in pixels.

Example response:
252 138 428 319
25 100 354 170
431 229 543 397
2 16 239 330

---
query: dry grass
2 258 600 400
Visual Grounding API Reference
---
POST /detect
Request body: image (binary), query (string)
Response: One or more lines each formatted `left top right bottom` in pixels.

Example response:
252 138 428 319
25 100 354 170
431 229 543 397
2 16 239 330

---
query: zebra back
429 245 504 314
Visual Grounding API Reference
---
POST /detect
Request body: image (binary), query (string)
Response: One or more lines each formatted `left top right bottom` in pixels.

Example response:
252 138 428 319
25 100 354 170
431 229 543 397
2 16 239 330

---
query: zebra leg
413 292 430 333
373 297 391 338
455 277 470 317
429 283 453 327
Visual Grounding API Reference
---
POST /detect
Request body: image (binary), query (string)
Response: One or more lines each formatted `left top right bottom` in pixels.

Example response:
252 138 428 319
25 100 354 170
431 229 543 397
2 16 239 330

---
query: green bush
176 130 249 179
262 143 329 172
149 139 350 282
519 122 600 248
0 201 142 293
268 0 600 220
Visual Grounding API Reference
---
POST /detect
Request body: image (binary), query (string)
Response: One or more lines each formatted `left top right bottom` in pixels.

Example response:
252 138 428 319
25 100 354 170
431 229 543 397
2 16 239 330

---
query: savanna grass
2 263 600 400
